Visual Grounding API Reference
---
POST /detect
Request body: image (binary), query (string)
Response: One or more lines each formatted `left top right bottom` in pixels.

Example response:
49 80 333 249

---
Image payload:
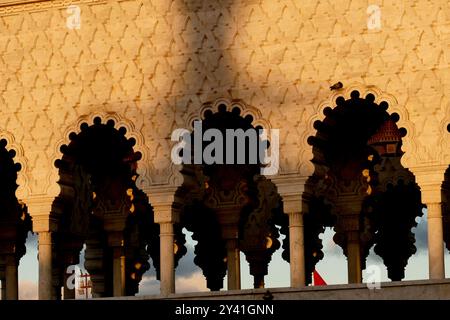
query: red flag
313 269 327 286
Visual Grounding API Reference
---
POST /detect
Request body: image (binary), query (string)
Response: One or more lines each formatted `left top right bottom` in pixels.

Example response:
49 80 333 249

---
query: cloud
25 232 38 248
137 229 207 295
136 276 161 295
19 280 38 300
144 241 201 278
176 244 201 277
412 211 428 252
137 271 207 296
321 227 344 257
320 210 429 258
176 272 208 293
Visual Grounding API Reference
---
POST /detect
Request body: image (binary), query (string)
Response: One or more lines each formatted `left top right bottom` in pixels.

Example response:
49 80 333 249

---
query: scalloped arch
186 98 272 131
303 83 415 171
165 98 276 189
0 130 30 199
50 112 150 196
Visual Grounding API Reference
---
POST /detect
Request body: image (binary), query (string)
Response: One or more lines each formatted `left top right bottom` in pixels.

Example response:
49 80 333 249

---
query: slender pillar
411 165 447 280
288 212 305 287
226 239 241 290
113 247 126 296
5 255 18 300
346 230 362 283
150 191 180 296
160 222 175 296
38 232 53 300
427 202 445 279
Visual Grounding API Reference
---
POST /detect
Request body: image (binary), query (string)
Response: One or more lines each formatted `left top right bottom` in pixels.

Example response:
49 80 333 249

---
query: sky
11 208 450 300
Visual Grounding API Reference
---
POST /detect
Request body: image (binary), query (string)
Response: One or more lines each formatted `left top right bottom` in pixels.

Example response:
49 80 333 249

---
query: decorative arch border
439 100 450 164
0 130 30 199
167 98 275 188
49 112 150 196
303 83 416 171
186 98 272 131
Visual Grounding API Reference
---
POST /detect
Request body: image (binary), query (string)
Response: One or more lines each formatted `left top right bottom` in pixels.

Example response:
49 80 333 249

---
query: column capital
146 186 181 224
410 165 448 204
24 196 58 233
270 174 309 213
153 205 180 224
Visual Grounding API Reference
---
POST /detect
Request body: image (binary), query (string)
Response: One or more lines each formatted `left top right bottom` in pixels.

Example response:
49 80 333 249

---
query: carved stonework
240 176 281 288
51 117 160 298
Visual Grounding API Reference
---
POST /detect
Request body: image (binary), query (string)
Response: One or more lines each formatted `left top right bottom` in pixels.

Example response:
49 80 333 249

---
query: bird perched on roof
330 82 343 91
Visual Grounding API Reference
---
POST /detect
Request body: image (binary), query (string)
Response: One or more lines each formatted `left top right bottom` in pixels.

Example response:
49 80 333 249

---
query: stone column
427 202 445 279
271 175 309 289
112 246 126 296
159 222 175 295
346 230 362 283
26 196 58 300
215 208 241 291
288 211 305 287
412 165 447 280
337 212 363 284
107 232 126 297
38 232 53 300
5 255 18 300
148 187 181 296
225 238 241 290
333 192 364 285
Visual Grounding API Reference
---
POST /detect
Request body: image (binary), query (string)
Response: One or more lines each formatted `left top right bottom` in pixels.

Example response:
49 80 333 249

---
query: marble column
113 246 126 297
412 165 447 280
288 212 305 287
346 230 362 284
427 202 445 279
38 232 53 300
149 189 181 296
5 255 18 300
160 222 175 295
271 175 309 289
226 238 241 290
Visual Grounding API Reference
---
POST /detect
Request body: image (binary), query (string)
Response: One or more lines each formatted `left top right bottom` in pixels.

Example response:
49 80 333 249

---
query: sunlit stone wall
0 0 449 219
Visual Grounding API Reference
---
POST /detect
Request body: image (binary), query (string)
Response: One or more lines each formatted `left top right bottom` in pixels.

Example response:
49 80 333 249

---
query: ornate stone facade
0 0 449 299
